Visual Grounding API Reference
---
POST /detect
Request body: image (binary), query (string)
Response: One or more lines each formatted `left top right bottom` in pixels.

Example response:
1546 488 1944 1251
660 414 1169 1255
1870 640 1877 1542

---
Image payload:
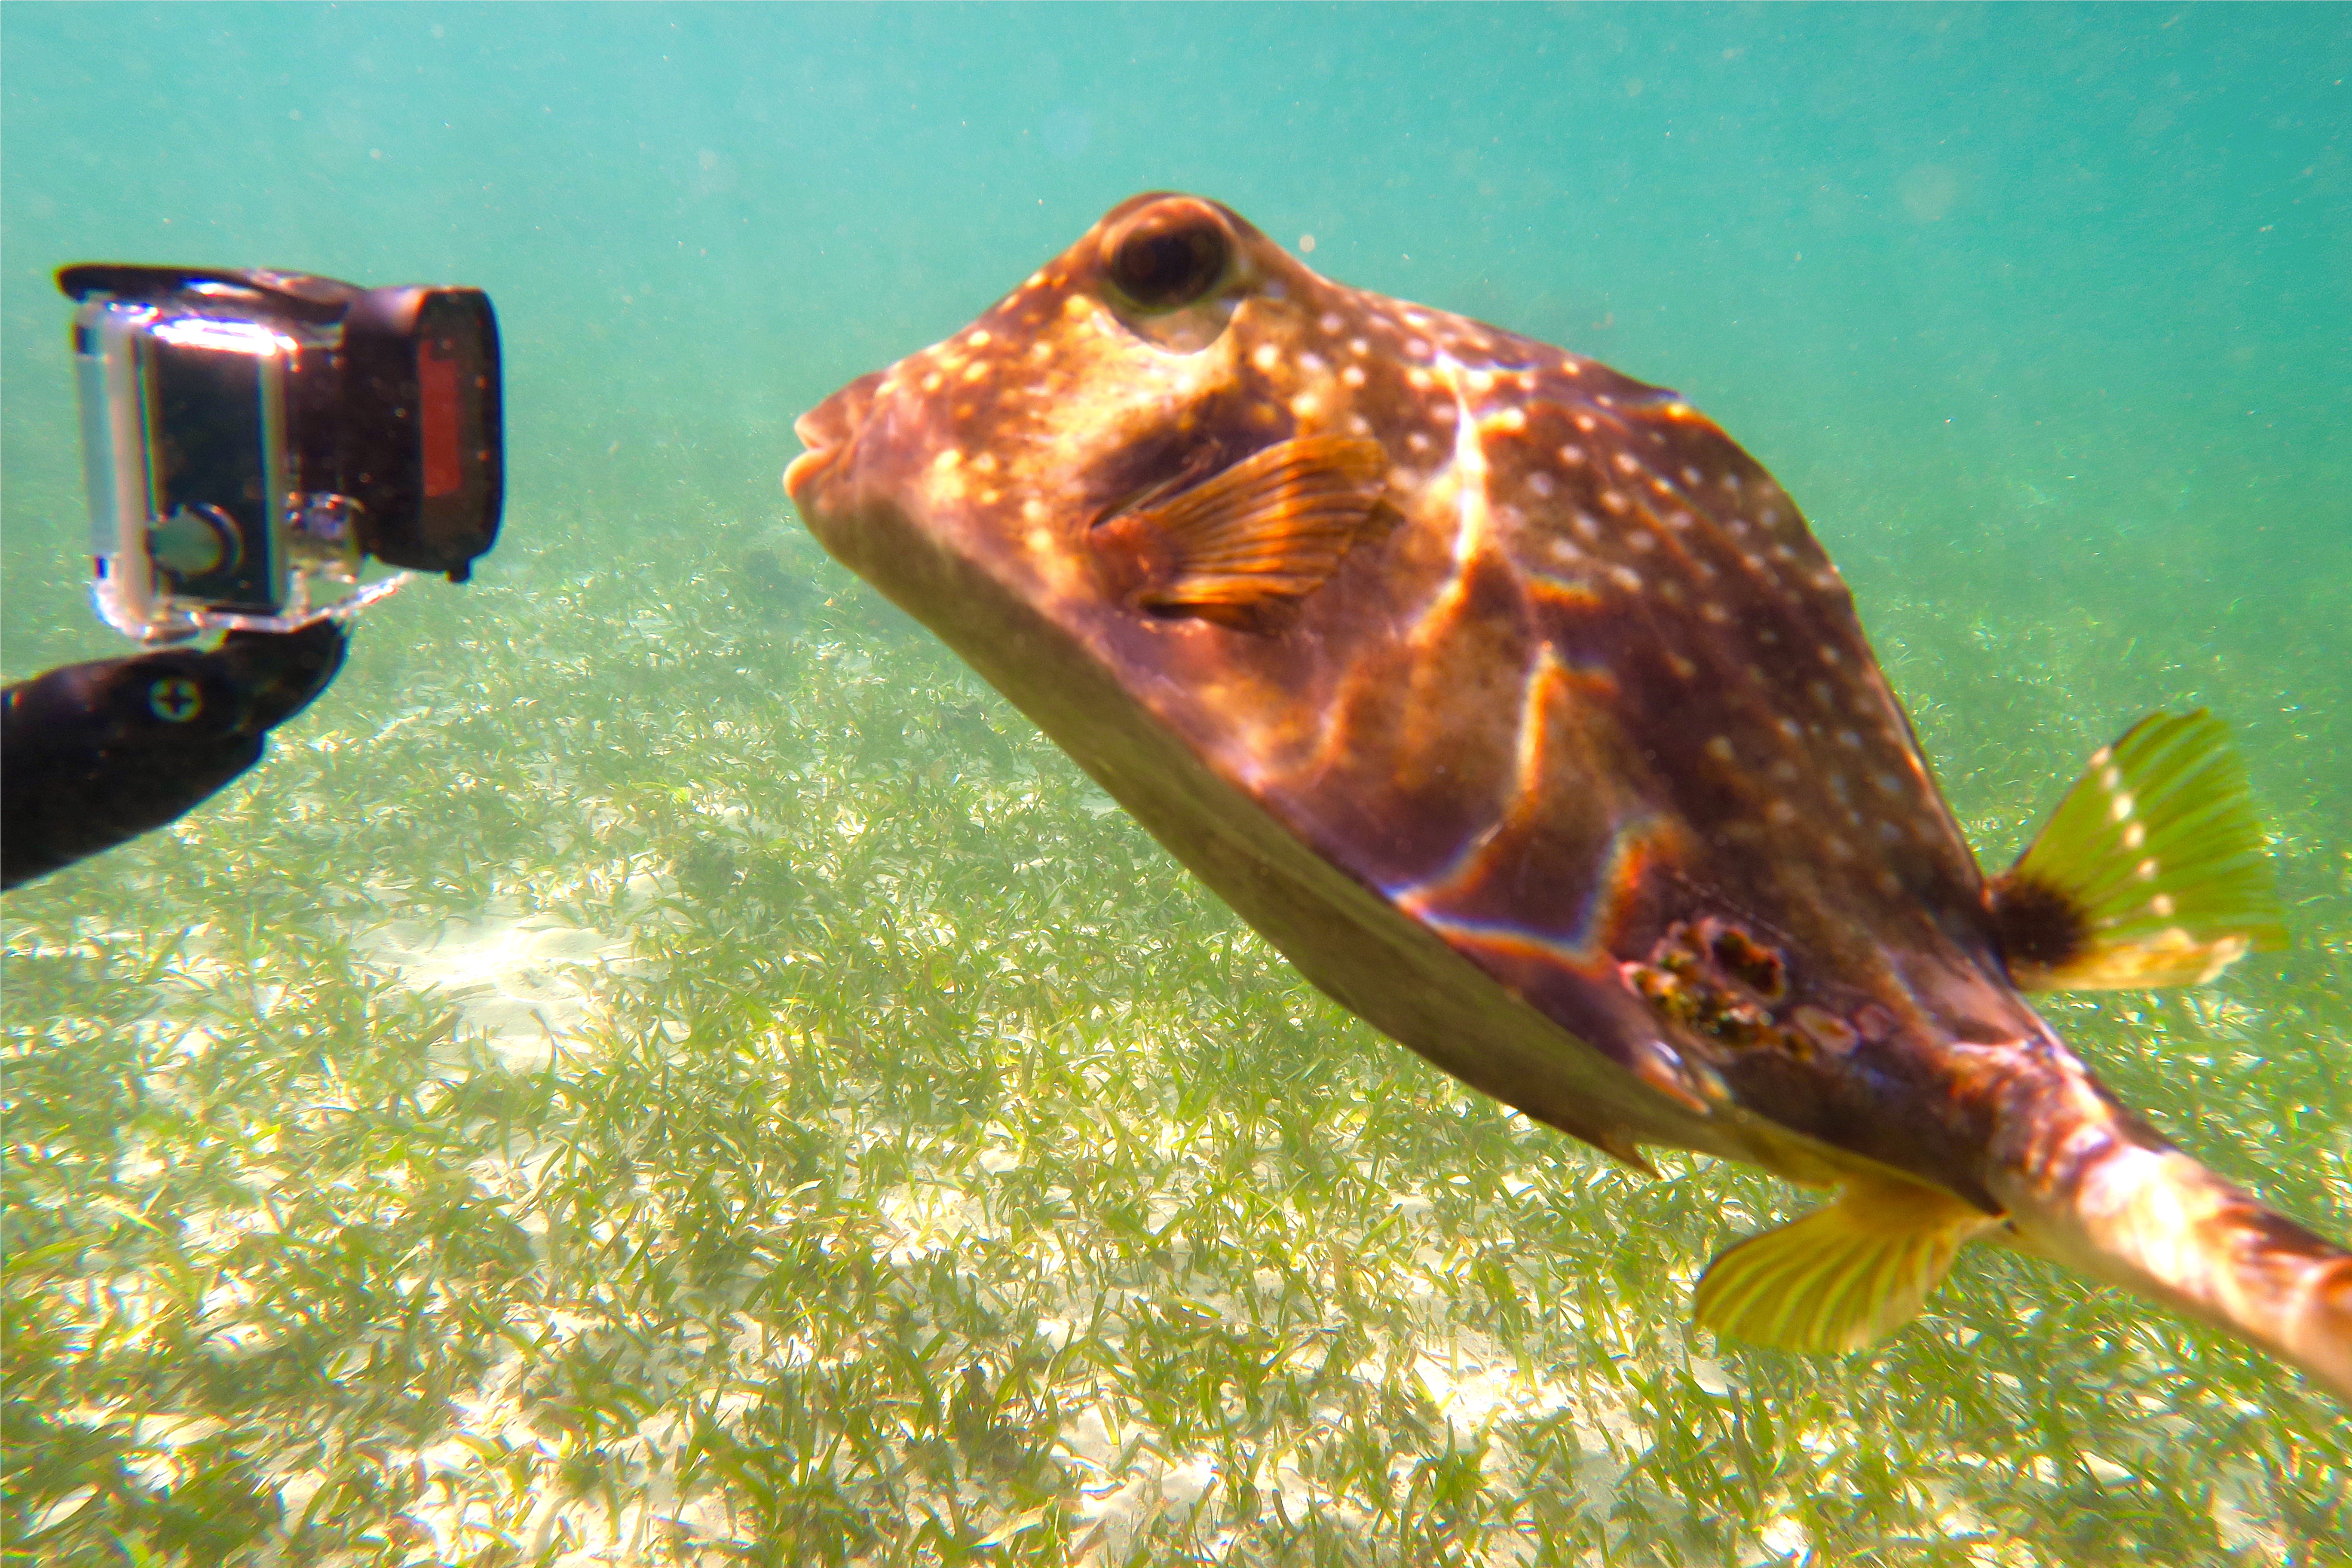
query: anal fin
1695 1177 2000 1353
1988 710 2287 990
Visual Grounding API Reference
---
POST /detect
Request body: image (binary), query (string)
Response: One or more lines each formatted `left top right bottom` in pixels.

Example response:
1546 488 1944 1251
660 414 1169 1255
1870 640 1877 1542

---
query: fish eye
1103 203 1232 313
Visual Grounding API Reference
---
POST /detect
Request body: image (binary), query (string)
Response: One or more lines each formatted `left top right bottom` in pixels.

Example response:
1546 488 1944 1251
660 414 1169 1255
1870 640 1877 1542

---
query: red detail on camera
419 337 464 498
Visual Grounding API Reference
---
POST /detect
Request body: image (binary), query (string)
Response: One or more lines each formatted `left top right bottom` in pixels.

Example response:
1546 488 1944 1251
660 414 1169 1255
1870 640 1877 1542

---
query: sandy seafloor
4 7 2349 1565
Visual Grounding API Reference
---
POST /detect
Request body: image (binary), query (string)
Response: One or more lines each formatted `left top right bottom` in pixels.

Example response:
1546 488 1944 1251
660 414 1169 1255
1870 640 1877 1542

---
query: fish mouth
784 372 882 506
782 428 835 503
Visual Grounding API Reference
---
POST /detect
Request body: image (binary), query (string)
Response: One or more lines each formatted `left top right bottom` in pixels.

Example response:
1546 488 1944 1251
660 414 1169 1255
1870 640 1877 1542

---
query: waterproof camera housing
61 263 503 643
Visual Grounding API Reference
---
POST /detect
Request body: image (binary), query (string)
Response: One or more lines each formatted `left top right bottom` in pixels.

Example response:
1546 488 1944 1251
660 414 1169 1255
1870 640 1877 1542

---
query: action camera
61 263 503 642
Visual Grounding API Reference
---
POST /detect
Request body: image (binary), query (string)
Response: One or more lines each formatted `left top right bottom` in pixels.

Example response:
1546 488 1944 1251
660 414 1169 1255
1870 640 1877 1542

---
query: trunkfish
787 193 2349 1397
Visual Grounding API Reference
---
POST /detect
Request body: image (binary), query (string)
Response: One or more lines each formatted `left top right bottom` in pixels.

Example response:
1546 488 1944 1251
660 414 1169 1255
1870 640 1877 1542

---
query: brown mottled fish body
788 194 2349 1396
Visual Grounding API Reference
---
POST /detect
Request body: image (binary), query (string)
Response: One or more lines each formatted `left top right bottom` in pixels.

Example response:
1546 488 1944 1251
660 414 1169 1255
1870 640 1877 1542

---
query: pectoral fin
1695 1178 2000 1353
1988 710 2286 991
1101 436 1388 623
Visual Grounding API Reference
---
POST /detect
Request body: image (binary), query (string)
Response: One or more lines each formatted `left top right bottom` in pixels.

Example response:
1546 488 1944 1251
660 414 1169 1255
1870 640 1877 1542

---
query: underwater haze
4 5 2349 1564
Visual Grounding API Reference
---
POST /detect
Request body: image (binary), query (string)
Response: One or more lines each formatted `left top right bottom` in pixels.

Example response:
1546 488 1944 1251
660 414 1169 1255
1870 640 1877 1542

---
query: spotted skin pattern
789 194 2350 1394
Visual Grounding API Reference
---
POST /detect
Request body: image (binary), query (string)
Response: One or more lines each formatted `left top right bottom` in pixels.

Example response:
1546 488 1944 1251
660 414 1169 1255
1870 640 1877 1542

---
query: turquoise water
4 7 2347 1563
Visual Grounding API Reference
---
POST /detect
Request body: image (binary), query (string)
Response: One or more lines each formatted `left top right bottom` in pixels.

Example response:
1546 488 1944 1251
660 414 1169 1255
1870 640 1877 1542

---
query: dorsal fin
1988 710 2287 991
1099 436 1387 624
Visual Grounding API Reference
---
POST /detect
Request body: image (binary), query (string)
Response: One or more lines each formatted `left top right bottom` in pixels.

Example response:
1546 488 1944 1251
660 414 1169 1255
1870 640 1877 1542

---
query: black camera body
61 264 503 641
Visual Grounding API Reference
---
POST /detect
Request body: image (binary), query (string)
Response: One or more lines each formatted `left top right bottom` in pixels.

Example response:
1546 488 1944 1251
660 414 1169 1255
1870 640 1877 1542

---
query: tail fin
1991 1052 2352 1401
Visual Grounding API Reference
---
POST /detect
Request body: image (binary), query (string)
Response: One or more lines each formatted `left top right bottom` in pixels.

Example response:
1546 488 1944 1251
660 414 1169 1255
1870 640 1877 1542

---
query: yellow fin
1695 1178 1997 1353
1124 436 1387 615
1988 710 2287 990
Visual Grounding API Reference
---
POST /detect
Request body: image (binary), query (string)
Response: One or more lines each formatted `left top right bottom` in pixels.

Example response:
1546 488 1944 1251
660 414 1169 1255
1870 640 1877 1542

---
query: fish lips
789 370 931 588
787 371 1002 631
784 368 882 510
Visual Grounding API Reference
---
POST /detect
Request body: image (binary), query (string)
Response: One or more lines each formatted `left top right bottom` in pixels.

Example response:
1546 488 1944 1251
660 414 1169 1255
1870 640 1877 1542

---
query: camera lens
148 503 241 576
